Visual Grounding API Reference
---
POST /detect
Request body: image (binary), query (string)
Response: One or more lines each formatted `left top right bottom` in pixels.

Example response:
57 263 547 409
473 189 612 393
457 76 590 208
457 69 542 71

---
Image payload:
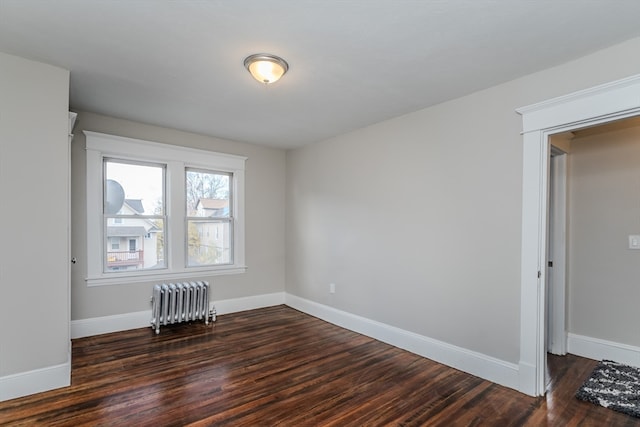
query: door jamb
547 147 567 356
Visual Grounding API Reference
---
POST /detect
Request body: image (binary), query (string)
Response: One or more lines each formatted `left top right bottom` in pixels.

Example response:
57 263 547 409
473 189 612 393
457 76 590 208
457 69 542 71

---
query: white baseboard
284 294 519 391
0 360 70 402
215 292 285 315
568 333 640 368
71 310 152 339
71 292 286 339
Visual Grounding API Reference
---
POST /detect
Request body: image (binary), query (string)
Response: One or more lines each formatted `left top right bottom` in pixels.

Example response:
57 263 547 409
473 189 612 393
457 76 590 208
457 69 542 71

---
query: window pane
186 169 230 218
105 160 164 215
104 159 166 273
186 169 232 267
105 219 165 271
187 220 231 266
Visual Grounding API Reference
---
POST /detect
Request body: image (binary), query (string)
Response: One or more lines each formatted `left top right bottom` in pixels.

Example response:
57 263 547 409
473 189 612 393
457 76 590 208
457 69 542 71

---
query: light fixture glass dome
244 54 289 84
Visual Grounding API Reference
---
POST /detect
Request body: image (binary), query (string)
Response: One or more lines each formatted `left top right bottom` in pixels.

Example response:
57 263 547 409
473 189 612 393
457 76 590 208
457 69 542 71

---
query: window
85 131 247 286
186 169 232 267
104 159 165 273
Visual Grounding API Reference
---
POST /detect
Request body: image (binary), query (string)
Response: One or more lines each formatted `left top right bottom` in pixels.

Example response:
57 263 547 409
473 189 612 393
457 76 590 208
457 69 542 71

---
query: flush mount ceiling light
244 53 289 84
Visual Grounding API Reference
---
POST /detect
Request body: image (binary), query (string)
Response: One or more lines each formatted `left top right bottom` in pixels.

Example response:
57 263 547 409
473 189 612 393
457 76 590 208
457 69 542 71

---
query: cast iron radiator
150 281 215 334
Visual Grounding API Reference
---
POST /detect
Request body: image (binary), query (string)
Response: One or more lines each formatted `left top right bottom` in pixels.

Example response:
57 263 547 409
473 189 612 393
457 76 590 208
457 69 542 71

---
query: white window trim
85 131 247 286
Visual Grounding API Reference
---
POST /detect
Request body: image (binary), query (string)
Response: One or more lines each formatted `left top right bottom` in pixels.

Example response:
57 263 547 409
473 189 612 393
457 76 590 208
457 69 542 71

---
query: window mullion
232 169 245 267
167 160 185 271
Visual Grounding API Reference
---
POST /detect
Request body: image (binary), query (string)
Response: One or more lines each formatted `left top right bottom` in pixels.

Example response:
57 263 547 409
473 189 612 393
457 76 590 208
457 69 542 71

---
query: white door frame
516 74 640 396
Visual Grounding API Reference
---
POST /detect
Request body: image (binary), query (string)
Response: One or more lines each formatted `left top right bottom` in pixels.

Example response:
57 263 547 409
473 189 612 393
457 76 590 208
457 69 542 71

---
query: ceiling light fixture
244 53 289 84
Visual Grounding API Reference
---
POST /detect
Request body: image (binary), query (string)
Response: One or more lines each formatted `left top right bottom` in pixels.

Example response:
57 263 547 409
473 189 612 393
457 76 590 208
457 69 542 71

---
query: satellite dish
105 179 125 214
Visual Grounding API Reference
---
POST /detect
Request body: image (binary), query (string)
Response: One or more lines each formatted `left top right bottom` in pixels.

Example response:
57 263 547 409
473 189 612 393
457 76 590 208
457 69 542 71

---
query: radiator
150 281 216 334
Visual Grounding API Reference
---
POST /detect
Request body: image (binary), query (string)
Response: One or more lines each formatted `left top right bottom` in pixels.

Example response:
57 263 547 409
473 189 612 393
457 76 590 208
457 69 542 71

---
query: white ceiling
2 1 640 149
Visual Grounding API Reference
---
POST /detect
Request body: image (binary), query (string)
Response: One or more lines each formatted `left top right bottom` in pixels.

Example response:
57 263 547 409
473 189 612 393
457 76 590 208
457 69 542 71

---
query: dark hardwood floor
1 305 638 426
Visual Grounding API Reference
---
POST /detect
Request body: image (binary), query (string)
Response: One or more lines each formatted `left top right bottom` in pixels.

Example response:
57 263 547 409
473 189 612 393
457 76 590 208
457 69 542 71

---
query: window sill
86 265 248 287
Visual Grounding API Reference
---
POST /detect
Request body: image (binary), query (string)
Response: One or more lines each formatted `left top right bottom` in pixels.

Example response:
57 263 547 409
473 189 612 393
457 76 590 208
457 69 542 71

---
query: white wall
569 121 640 347
0 52 70 399
286 37 640 366
70 111 286 321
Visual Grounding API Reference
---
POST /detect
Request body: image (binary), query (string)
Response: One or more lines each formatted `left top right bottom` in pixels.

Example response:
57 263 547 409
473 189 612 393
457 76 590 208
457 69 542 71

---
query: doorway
517 73 640 396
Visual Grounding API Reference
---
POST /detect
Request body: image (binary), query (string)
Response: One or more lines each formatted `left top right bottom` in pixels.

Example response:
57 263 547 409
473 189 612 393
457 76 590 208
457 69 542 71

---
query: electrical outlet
329 283 336 294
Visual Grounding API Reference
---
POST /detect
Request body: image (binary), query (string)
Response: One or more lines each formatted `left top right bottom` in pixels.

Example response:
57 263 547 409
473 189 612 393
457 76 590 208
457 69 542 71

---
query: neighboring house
106 199 161 271
191 198 230 265
195 198 228 217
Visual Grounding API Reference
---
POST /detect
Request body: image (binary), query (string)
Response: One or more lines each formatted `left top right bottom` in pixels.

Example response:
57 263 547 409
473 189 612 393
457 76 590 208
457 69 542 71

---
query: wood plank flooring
1 305 638 426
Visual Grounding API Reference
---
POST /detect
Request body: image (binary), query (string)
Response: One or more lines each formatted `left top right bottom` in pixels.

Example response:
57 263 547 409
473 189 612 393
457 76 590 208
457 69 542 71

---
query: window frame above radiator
84 131 247 286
